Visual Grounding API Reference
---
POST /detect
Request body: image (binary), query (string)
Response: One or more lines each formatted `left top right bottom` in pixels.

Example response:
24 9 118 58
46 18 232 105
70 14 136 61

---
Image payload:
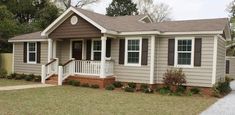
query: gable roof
9 31 47 42
9 7 230 42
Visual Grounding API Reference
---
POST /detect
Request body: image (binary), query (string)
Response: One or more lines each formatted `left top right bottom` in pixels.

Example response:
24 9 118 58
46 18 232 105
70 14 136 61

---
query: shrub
0 69 7 78
112 81 123 88
140 84 148 91
24 74 34 81
225 76 233 82
158 86 171 95
143 88 154 94
15 74 26 80
124 87 135 92
105 84 115 90
176 85 186 94
81 83 90 87
68 80 80 86
213 81 231 96
190 87 200 94
127 82 136 89
163 68 186 88
34 75 41 82
7 73 17 79
91 84 99 89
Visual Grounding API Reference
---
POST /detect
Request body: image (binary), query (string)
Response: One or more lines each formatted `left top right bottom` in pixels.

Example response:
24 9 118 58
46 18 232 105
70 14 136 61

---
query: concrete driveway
201 80 235 115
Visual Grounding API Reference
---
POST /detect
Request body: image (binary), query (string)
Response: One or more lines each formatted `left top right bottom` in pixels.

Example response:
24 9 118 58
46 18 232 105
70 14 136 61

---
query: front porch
41 35 115 86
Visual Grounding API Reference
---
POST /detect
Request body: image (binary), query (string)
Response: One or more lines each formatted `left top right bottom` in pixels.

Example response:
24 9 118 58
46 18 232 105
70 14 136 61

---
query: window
92 40 101 60
176 38 194 67
125 38 142 66
27 42 37 63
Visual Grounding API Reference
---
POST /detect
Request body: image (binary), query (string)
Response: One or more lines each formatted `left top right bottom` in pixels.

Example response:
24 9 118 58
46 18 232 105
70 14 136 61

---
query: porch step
46 75 58 85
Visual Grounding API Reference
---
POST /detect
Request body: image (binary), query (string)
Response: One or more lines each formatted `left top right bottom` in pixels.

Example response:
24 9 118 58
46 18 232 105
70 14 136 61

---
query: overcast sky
73 0 233 20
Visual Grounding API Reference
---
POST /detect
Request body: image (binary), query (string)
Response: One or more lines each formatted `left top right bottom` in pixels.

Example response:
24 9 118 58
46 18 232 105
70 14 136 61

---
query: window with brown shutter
119 39 125 64
106 38 111 57
37 42 41 63
194 38 202 66
23 42 27 63
86 40 91 60
226 60 230 74
168 39 175 66
141 39 148 65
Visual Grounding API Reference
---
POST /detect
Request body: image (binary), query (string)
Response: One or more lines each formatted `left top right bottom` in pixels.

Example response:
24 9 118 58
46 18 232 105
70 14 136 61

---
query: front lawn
0 79 37 86
0 86 216 115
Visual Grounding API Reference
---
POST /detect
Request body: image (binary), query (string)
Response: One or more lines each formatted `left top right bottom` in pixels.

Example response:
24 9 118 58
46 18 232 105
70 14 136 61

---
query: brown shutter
168 39 175 65
141 38 148 65
23 42 27 63
106 38 111 57
86 40 91 60
119 39 125 64
194 38 202 66
37 42 41 63
226 60 230 74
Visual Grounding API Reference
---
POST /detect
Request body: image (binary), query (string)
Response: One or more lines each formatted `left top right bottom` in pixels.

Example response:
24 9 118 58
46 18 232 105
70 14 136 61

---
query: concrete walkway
0 84 55 91
201 80 235 115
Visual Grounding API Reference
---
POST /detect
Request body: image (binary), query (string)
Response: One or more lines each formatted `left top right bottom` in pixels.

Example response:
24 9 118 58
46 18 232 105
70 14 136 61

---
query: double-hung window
92 40 101 61
176 38 194 67
125 38 142 66
27 42 37 64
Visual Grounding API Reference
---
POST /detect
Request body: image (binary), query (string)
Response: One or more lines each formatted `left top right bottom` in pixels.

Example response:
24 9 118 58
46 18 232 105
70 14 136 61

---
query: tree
227 0 235 39
106 0 138 16
134 0 171 22
63 0 99 9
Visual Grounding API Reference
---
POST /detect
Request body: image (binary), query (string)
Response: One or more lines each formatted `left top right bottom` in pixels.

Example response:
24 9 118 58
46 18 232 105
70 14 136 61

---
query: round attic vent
70 16 78 25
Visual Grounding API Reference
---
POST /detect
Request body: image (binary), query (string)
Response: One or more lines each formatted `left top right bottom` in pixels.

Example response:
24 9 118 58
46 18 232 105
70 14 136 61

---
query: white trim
138 15 153 23
69 39 84 59
124 37 142 66
41 7 111 37
174 37 195 68
48 39 53 62
100 36 107 78
12 43 15 73
53 40 57 58
150 35 155 84
212 36 218 84
161 31 223 35
119 31 160 35
8 39 48 42
27 42 37 64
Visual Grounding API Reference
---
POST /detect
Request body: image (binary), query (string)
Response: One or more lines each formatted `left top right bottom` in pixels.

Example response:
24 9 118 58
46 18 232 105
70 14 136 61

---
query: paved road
201 80 235 115
0 84 55 91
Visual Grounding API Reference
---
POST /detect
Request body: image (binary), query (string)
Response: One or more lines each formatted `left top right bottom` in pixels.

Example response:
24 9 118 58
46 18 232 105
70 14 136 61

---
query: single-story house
9 7 231 88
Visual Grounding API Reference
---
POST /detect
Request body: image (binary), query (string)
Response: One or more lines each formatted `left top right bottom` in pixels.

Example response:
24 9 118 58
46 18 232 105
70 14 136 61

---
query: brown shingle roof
10 31 42 40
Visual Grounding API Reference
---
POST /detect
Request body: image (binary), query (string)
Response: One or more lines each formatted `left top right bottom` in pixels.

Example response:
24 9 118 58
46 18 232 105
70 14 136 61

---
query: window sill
124 63 141 67
174 65 193 68
27 62 37 64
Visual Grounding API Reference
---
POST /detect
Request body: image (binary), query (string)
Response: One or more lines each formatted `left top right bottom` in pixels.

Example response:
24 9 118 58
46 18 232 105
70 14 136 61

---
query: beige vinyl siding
111 38 151 83
56 40 70 64
216 37 226 82
226 57 235 79
154 36 214 87
14 42 48 75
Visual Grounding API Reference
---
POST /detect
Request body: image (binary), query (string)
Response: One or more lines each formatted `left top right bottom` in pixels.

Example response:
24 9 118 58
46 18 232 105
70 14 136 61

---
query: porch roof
8 31 47 42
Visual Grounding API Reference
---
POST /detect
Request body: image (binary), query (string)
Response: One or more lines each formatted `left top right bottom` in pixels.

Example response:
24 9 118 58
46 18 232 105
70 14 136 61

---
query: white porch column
53 40 57 58
100 36 107 78
150 35 155 84
48 39 53 62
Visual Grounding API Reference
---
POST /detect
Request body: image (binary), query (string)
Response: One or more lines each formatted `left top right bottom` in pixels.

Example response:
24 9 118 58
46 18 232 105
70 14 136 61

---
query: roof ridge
156 18 228 24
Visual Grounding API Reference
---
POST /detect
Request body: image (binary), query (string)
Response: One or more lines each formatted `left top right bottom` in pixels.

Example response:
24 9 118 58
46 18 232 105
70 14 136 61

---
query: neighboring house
226 44 235 79
8 7 231 88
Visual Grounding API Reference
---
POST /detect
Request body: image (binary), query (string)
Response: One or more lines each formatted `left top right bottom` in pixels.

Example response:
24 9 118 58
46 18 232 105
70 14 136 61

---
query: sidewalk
0 84 55 91
201 80 235 115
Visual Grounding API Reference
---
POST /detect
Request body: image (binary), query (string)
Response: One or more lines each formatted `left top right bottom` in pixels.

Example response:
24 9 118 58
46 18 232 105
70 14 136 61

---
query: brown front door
72 41 83 60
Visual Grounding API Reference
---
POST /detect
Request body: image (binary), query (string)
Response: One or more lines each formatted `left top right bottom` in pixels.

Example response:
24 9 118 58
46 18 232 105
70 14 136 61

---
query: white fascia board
160 31 223 35
8 39 48 42
138 15 153 23
118 31 160 35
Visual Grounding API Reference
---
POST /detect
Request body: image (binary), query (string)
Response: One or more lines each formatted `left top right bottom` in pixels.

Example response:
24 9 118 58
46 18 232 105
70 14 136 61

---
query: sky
73 0 233 20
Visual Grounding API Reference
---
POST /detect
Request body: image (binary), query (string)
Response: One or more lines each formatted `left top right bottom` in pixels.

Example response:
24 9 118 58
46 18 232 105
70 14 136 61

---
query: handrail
63 58 75 66
45 59 57 66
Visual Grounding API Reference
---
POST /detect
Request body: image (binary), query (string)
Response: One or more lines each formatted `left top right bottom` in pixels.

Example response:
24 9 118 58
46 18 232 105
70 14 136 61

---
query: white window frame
91 39 102 60
124 37 142 66
174 37 195 68
27 42 37 64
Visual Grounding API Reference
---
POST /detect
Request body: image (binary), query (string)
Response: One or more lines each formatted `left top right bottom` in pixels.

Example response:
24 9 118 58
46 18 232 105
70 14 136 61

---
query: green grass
0 86 217 115
0 79 37 86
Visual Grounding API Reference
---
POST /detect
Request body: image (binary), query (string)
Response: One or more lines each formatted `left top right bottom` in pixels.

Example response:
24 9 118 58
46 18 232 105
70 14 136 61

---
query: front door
72 41 83 60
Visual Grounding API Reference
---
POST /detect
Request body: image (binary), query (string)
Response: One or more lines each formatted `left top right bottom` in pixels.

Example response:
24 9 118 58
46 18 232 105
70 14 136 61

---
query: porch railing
58 60 114 85
41 58 59 84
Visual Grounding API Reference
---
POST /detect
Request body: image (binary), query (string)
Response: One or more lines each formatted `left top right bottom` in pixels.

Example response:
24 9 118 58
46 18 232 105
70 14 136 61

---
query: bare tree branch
134 0 172 22
61 0 99 9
